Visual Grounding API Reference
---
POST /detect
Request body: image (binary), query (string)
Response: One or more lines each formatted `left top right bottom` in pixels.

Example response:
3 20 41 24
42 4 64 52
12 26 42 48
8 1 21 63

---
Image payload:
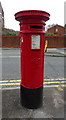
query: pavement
45 48 66 57
0 48 66 119
2 87 65 119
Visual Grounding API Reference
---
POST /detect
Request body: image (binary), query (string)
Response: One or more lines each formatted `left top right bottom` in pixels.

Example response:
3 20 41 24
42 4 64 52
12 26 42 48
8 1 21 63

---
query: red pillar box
15 10 50 109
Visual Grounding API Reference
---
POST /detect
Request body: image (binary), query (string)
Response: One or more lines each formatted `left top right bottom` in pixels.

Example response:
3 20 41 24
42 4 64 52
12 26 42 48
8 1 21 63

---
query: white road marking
59 52 66 54
0 56 20 58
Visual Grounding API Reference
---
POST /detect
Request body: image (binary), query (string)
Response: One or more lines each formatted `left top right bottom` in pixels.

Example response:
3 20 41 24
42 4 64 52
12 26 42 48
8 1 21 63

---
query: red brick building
47 24 64 36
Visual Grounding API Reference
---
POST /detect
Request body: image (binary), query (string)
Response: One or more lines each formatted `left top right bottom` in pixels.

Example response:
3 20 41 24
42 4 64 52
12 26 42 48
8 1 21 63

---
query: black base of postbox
20 85 43 109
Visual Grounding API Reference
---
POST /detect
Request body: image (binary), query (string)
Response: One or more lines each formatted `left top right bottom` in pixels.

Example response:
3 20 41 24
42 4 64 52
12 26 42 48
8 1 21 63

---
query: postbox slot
30 26 42 29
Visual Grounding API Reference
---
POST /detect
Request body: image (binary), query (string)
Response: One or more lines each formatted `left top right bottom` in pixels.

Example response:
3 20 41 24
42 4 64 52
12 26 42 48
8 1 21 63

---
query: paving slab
2 87 65 119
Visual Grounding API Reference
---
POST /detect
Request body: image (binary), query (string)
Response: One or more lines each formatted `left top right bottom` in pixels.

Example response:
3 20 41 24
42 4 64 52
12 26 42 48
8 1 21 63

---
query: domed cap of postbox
15 10 50 23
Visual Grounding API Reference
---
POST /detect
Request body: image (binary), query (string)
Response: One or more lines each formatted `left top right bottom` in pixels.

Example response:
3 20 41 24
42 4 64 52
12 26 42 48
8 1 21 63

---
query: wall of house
0 2 4 29
1 35 66 48
47 25 64 36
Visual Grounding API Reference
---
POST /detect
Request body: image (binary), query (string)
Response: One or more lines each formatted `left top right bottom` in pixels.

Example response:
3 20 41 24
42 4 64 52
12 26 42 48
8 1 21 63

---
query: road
0 48 66 119
1 48 65 89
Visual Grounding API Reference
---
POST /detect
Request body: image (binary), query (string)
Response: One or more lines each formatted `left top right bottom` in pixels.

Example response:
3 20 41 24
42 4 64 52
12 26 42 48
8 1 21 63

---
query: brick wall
1 35 66 48
2 35 20 48
46 36 65 48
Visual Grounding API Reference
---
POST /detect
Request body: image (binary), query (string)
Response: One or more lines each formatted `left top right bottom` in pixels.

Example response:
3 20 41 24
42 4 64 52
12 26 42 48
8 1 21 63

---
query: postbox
15 10 50 109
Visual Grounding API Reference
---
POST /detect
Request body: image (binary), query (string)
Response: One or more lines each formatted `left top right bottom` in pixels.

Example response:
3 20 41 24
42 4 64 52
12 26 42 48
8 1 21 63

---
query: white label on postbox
21 37 23 43
31 35 40 49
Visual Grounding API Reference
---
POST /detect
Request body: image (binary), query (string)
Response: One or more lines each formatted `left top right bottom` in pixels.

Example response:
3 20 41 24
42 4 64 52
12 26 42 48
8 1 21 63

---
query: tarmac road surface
1 48 65 89
0 48 66 119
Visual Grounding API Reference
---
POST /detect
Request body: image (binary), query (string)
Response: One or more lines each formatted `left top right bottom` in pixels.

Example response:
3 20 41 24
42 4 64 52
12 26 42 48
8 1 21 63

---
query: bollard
15 10 50 109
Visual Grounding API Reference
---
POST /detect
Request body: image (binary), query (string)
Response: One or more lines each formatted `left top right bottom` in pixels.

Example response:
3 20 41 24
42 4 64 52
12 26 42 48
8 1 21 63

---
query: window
55 28 58 32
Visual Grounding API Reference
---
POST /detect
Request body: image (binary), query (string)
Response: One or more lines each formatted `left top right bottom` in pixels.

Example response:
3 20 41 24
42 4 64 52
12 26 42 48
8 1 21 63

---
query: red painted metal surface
15 10 50 89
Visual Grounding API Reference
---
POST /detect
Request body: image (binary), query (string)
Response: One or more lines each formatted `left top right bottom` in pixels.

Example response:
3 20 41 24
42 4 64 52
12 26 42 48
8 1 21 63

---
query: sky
0 0 66 31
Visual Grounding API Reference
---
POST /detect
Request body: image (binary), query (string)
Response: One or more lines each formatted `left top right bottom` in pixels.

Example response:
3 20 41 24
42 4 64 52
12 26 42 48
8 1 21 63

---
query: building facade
0 2 4 29
64 24 66 35
47 24 64 36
